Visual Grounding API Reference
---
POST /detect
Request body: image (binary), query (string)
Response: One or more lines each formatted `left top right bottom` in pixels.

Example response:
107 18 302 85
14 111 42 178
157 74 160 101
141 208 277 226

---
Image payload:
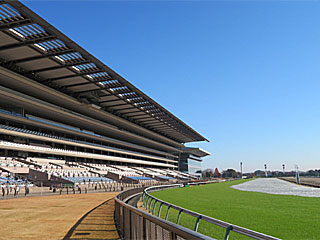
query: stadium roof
181 147 211 157
0 0 208 144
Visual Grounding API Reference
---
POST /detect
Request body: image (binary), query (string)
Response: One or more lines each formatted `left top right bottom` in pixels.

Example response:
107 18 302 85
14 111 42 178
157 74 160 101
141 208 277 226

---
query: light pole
295 164 300 184
264 164 267 177
282 164 285 175
240 162 243 178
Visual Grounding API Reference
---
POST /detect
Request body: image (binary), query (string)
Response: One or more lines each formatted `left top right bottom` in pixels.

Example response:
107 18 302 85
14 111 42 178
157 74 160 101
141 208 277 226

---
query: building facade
0 0 209 170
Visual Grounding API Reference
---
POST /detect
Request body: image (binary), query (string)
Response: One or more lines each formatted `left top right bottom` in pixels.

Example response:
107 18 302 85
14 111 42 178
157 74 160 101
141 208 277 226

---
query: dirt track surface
0 192 118 240
282 177 320 187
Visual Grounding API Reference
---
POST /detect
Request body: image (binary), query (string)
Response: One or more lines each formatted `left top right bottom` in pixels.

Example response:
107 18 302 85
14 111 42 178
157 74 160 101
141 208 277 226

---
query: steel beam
147 124 169 128
28 60 91 73
138 119 161 124
71 88 102 94
0 35 55 51
130 115 154 120
0 18 32 31
99 98 125 104
124 112 147 117
103 102 129 107
118 109 141 114
113 106 137 111
10 49 74 64
147 125 173 130
41 70 103 82
62 79 112 88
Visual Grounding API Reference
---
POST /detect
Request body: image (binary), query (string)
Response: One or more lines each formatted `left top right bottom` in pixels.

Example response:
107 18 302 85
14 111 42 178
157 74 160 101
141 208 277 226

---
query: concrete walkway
231 178 320 198
63 198 120 240
1 187 117 200
0 192 118 239
1 183 131 200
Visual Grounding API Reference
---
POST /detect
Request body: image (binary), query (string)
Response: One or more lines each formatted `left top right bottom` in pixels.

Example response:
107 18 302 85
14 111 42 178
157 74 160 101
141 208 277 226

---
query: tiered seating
0 108 23 118
63 176 112 183
111 166 142 177
171 170 197 179
0 110 88 136
0 141 84 155
83 163 118 173
0 156 115 185
128 176 153 181
109 166 160 184
0 124 171 164
158 176 175 180
80 164 181 183
162 169 195 179
0 157 29 168
135 167 162 177
0 141 169 168
24 158 60 169
76 163 162 184
0 124 110 152
25 158 113 184
0 157 31 175
134 168 175 181
149 168 170 175
0 170 8 178
0 176 30 186
0 141 109 161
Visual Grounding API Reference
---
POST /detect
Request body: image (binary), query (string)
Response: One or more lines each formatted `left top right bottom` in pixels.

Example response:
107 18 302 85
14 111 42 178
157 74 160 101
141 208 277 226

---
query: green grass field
151 179 320 240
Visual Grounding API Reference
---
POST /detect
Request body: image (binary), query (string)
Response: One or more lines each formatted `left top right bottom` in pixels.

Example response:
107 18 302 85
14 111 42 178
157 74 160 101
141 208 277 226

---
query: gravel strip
231 178 320 198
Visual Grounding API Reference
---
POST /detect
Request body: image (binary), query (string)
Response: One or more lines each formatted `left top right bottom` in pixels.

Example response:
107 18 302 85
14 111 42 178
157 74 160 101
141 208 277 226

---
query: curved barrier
142 184 280 240
115 186 213 240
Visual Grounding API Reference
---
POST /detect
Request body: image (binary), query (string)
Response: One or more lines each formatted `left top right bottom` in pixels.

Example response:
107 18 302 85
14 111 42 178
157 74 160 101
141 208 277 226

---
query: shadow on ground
63 198 120 240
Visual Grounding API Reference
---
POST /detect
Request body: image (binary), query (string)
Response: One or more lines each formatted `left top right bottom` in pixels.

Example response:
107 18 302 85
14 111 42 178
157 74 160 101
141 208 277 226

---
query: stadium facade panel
0 0 210 174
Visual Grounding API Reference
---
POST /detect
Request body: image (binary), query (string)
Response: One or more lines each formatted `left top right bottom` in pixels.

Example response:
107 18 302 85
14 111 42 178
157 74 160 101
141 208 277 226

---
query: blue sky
22 0 320 172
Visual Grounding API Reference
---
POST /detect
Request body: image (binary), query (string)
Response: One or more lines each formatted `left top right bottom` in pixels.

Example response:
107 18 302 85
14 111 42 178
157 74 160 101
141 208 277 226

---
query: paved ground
231 178 320 197
63 198 120 240
1 187 117 200
0 192 118 240
1 183 123 200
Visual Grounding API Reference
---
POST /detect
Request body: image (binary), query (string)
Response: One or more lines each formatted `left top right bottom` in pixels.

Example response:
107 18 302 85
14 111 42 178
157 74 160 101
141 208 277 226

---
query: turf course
151 179 320 240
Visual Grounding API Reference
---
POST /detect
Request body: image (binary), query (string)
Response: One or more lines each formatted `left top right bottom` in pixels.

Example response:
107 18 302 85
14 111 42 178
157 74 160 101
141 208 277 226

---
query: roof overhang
0 0 208 144
181 147 211 158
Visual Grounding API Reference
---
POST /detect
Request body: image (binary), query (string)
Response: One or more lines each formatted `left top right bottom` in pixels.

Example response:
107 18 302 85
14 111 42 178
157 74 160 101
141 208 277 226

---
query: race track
231 178 320 197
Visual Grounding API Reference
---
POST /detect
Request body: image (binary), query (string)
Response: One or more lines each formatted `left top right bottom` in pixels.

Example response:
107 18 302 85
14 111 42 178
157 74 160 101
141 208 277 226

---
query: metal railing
115 186 214 240
142 184 281 240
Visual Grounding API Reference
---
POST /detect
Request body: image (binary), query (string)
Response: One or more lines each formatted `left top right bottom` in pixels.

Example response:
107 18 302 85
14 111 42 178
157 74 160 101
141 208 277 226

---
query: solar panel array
0 0 208 143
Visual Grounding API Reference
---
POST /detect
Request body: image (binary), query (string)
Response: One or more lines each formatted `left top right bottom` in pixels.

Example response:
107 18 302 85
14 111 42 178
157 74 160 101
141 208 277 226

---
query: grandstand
0 0 209 188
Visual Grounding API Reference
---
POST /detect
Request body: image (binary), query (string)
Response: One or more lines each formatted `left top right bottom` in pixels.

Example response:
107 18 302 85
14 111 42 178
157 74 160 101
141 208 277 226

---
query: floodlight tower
264 164 267 177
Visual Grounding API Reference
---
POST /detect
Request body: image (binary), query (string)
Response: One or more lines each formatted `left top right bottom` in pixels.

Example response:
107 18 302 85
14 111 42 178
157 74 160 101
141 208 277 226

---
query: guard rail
142 184 281 240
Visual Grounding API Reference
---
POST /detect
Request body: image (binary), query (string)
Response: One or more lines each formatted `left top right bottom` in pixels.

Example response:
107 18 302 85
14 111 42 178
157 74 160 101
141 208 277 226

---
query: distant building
254 170 265 177
254 170 273 177
179 148 210 177
213 168 221 177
